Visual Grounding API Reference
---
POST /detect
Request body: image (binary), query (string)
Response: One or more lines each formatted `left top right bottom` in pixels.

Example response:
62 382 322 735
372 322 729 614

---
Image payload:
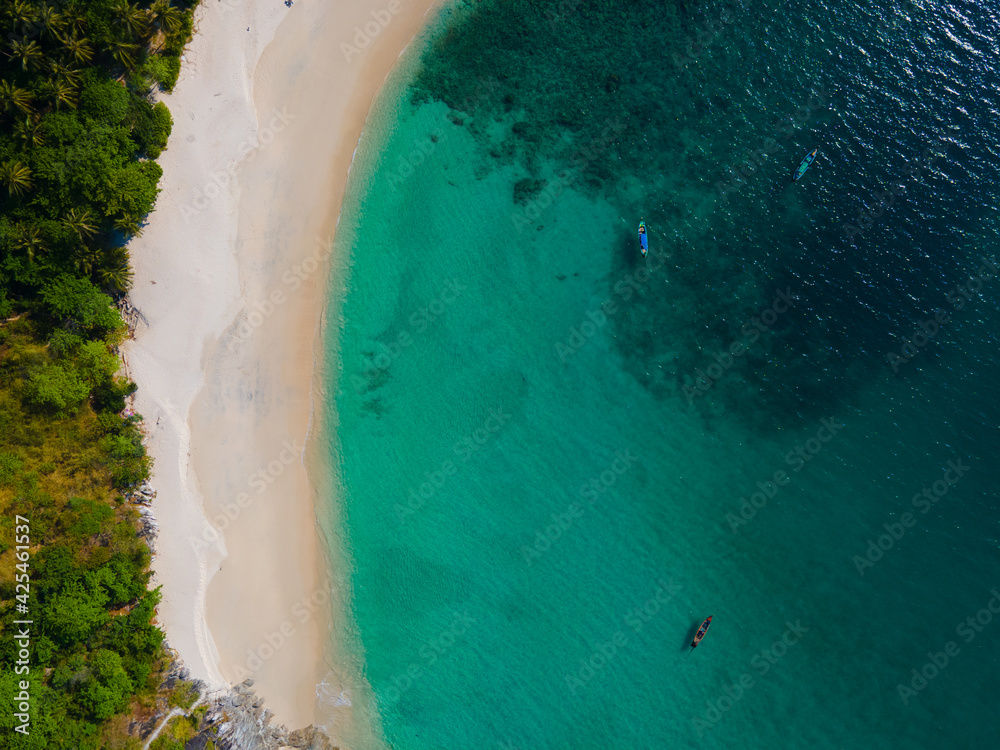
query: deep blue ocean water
321 1 1000 747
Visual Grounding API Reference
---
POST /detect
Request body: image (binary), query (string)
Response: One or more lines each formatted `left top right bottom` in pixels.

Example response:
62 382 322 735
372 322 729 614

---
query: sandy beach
122 0 441 742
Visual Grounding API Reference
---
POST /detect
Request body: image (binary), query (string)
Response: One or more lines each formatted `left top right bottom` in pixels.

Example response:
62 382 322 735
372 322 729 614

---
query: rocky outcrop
133 673 338 750
126 479 159 553
285 725 338 750
204 679 337 750
126 479 158 505
118 295 146 337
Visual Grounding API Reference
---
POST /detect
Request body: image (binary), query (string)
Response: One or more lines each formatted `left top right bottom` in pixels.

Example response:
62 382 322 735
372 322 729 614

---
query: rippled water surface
323 1 1000 747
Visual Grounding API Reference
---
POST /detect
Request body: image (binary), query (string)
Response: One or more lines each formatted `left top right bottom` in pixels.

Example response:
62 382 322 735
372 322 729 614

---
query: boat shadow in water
682 619 703 652
619 230 645 267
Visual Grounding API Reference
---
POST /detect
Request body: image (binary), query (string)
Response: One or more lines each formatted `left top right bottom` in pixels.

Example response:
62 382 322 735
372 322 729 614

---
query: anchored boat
687 615 713 655
791 148 818 181
638 221 648 256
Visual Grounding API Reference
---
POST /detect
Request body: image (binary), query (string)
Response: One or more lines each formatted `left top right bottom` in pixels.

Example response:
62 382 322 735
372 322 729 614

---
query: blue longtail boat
791 148 818 181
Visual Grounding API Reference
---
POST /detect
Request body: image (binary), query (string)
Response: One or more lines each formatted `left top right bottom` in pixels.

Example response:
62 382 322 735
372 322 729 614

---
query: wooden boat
791 148 818 181
689 615 713 652
638 221 648 256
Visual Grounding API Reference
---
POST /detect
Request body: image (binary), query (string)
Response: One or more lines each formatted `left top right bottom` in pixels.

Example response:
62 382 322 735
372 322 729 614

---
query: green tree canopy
24 361 90 413
90 553 146 606
39 274 121 338
78 649 132 720
75 339 119 387
42 582 110 647
131 99 172 158
77 71 131 124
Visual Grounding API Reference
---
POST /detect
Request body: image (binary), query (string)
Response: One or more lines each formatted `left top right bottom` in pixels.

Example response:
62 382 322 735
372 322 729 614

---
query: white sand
123 0 442 742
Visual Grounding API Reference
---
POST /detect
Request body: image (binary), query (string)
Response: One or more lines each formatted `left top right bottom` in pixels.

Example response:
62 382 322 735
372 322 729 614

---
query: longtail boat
687 615 713 655
791 148 818 181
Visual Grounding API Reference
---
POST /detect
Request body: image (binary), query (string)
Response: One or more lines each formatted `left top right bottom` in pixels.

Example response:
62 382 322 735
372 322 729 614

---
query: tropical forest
0 0 204 748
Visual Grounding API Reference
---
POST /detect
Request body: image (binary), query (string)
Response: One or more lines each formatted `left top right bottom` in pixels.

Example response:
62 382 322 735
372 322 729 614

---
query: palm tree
114 215 142 237
33 77 75 110
148 0 183 35
53 80 78 109
112 1 149 39
8 38 45 71
49 60 82 86
108 38 139 70
0 80 34 116
62 10 88 36
104 245 130 267
99 246 133 291
13 224 46 262
100 260 134 292
0 161 33 197
59 33 94 65
73 245 103 275
13 116 44 147
36 4 64 40
63 208 97 240
8 1 38 34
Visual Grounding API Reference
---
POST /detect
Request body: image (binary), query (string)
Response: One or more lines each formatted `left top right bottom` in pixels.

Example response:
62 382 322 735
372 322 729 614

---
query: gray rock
287 725 336 750
182 682 339 750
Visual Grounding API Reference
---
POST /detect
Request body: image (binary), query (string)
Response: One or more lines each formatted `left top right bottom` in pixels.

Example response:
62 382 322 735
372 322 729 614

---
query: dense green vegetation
0 0 198 304
0 1 200 747
0 321 161 749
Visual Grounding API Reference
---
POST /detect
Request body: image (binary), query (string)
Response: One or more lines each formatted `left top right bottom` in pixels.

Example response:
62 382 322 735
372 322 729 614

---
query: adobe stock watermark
510 116 627 233
716 86 830 203
671 8 735 73
350 279 467 393
556 248 668 363
340 0 404 62
190 440 302 552
452 406 513 463
692 620 809 737
386 128 445 192
521 449 637 565
384 610 476 704
852 459 971 576
782 416 845 472
897 588 1000 705
230 584 337 682
180 107 295 223
564 578 682 696
227 236 334 353
383 74 504 194
725 468 790 533
888 257 998 372
682 288 795 403
394 407 512 522
842 138 950 243
726 416 844 532
11 516 31 736
455 76 505 115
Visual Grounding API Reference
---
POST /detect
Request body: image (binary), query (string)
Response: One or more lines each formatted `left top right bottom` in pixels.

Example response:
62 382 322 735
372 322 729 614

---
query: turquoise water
324 1 1000 747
